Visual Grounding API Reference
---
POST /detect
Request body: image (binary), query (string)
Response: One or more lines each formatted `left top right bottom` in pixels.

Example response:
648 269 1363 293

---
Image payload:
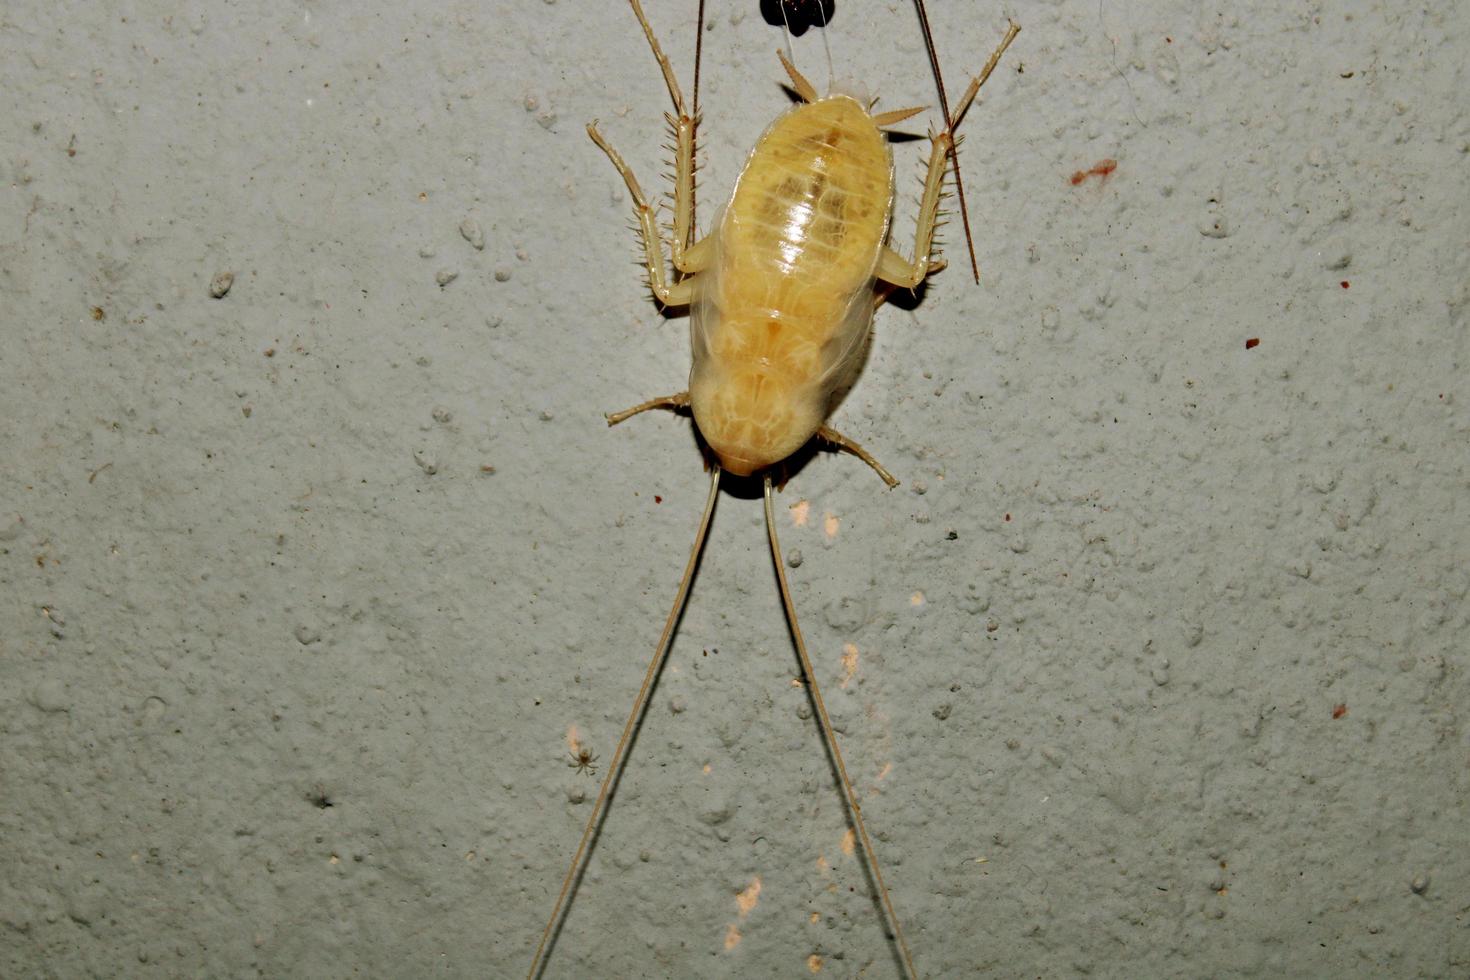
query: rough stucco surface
1 0 1466 977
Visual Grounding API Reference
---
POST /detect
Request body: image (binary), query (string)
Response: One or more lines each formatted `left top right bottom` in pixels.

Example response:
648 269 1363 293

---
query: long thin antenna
817 0 834 93
692 0 705 125
912 0 980 284
771 2 835 94
691 0 705 242
776 0 796 65
762 476 919 979
527 466 722 980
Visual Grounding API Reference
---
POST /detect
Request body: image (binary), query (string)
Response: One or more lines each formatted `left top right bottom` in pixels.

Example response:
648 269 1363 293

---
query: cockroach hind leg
816 424 899 488
606 391 691 426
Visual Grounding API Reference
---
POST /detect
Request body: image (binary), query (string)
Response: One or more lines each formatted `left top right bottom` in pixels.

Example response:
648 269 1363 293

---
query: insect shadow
759 0 836 37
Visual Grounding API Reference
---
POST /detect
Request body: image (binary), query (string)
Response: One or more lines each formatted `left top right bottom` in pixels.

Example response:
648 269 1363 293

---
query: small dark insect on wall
759 0 835 36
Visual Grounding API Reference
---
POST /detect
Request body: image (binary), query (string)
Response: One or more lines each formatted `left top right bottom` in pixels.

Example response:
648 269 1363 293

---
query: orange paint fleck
702 763 712 775
876 761 893 782
736 877 762 917
840 829 855 857
1332 703 1348 719
566 724 582 754
1069 158 1118 185
910 591 926 607
815 855 830 874
839 643 859 688
723 923 741 951
807 953 824 973
823 513 840 539
790 499 810 527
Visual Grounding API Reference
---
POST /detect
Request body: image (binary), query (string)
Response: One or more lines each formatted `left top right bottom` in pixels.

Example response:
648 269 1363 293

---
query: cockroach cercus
528 3 1018 977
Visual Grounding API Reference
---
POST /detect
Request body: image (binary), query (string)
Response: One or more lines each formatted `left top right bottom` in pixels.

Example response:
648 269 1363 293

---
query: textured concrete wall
2 1 1465 977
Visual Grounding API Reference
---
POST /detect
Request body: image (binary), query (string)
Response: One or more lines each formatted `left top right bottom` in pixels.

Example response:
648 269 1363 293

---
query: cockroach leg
586 123 697 308
876 21 1019 290
816 424 900 488
606 391 691 427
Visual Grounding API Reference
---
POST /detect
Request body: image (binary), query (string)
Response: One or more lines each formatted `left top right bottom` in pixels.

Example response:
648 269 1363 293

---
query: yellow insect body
528 5 1018 977
691 96 893 475
586 7 1024 487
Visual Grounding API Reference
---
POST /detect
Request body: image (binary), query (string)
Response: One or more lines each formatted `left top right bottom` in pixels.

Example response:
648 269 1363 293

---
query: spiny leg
817 424 899 488
875 130 954 289
877 21 1020 290
914 0 978 284
626 0 704 273
606 391 690 426
587 123 694 307
949 20 1022 131
763 477 918 979
526 468 722 980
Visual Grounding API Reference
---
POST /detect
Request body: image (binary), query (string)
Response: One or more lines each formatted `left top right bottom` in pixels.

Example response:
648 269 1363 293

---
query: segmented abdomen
695 95 892 390
688 94 893 474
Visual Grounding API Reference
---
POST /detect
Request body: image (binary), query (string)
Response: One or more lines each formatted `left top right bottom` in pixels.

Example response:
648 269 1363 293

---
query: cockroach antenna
691 0 706 245
761 1 836 91
913 0 981 283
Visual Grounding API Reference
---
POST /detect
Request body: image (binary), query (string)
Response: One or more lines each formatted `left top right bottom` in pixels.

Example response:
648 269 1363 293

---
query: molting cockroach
529 3 1017 977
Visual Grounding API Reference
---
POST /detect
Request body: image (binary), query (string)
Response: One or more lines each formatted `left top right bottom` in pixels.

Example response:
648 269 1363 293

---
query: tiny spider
567 747 599 777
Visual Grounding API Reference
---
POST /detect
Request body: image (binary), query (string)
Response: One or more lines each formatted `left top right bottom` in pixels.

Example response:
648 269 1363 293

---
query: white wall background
2 1 1465 977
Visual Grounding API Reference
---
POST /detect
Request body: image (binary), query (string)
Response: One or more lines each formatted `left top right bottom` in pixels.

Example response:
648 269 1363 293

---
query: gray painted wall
2 1 1465 976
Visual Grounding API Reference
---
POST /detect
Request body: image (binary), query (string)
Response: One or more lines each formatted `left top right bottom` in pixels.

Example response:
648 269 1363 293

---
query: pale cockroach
528 3 1018 977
